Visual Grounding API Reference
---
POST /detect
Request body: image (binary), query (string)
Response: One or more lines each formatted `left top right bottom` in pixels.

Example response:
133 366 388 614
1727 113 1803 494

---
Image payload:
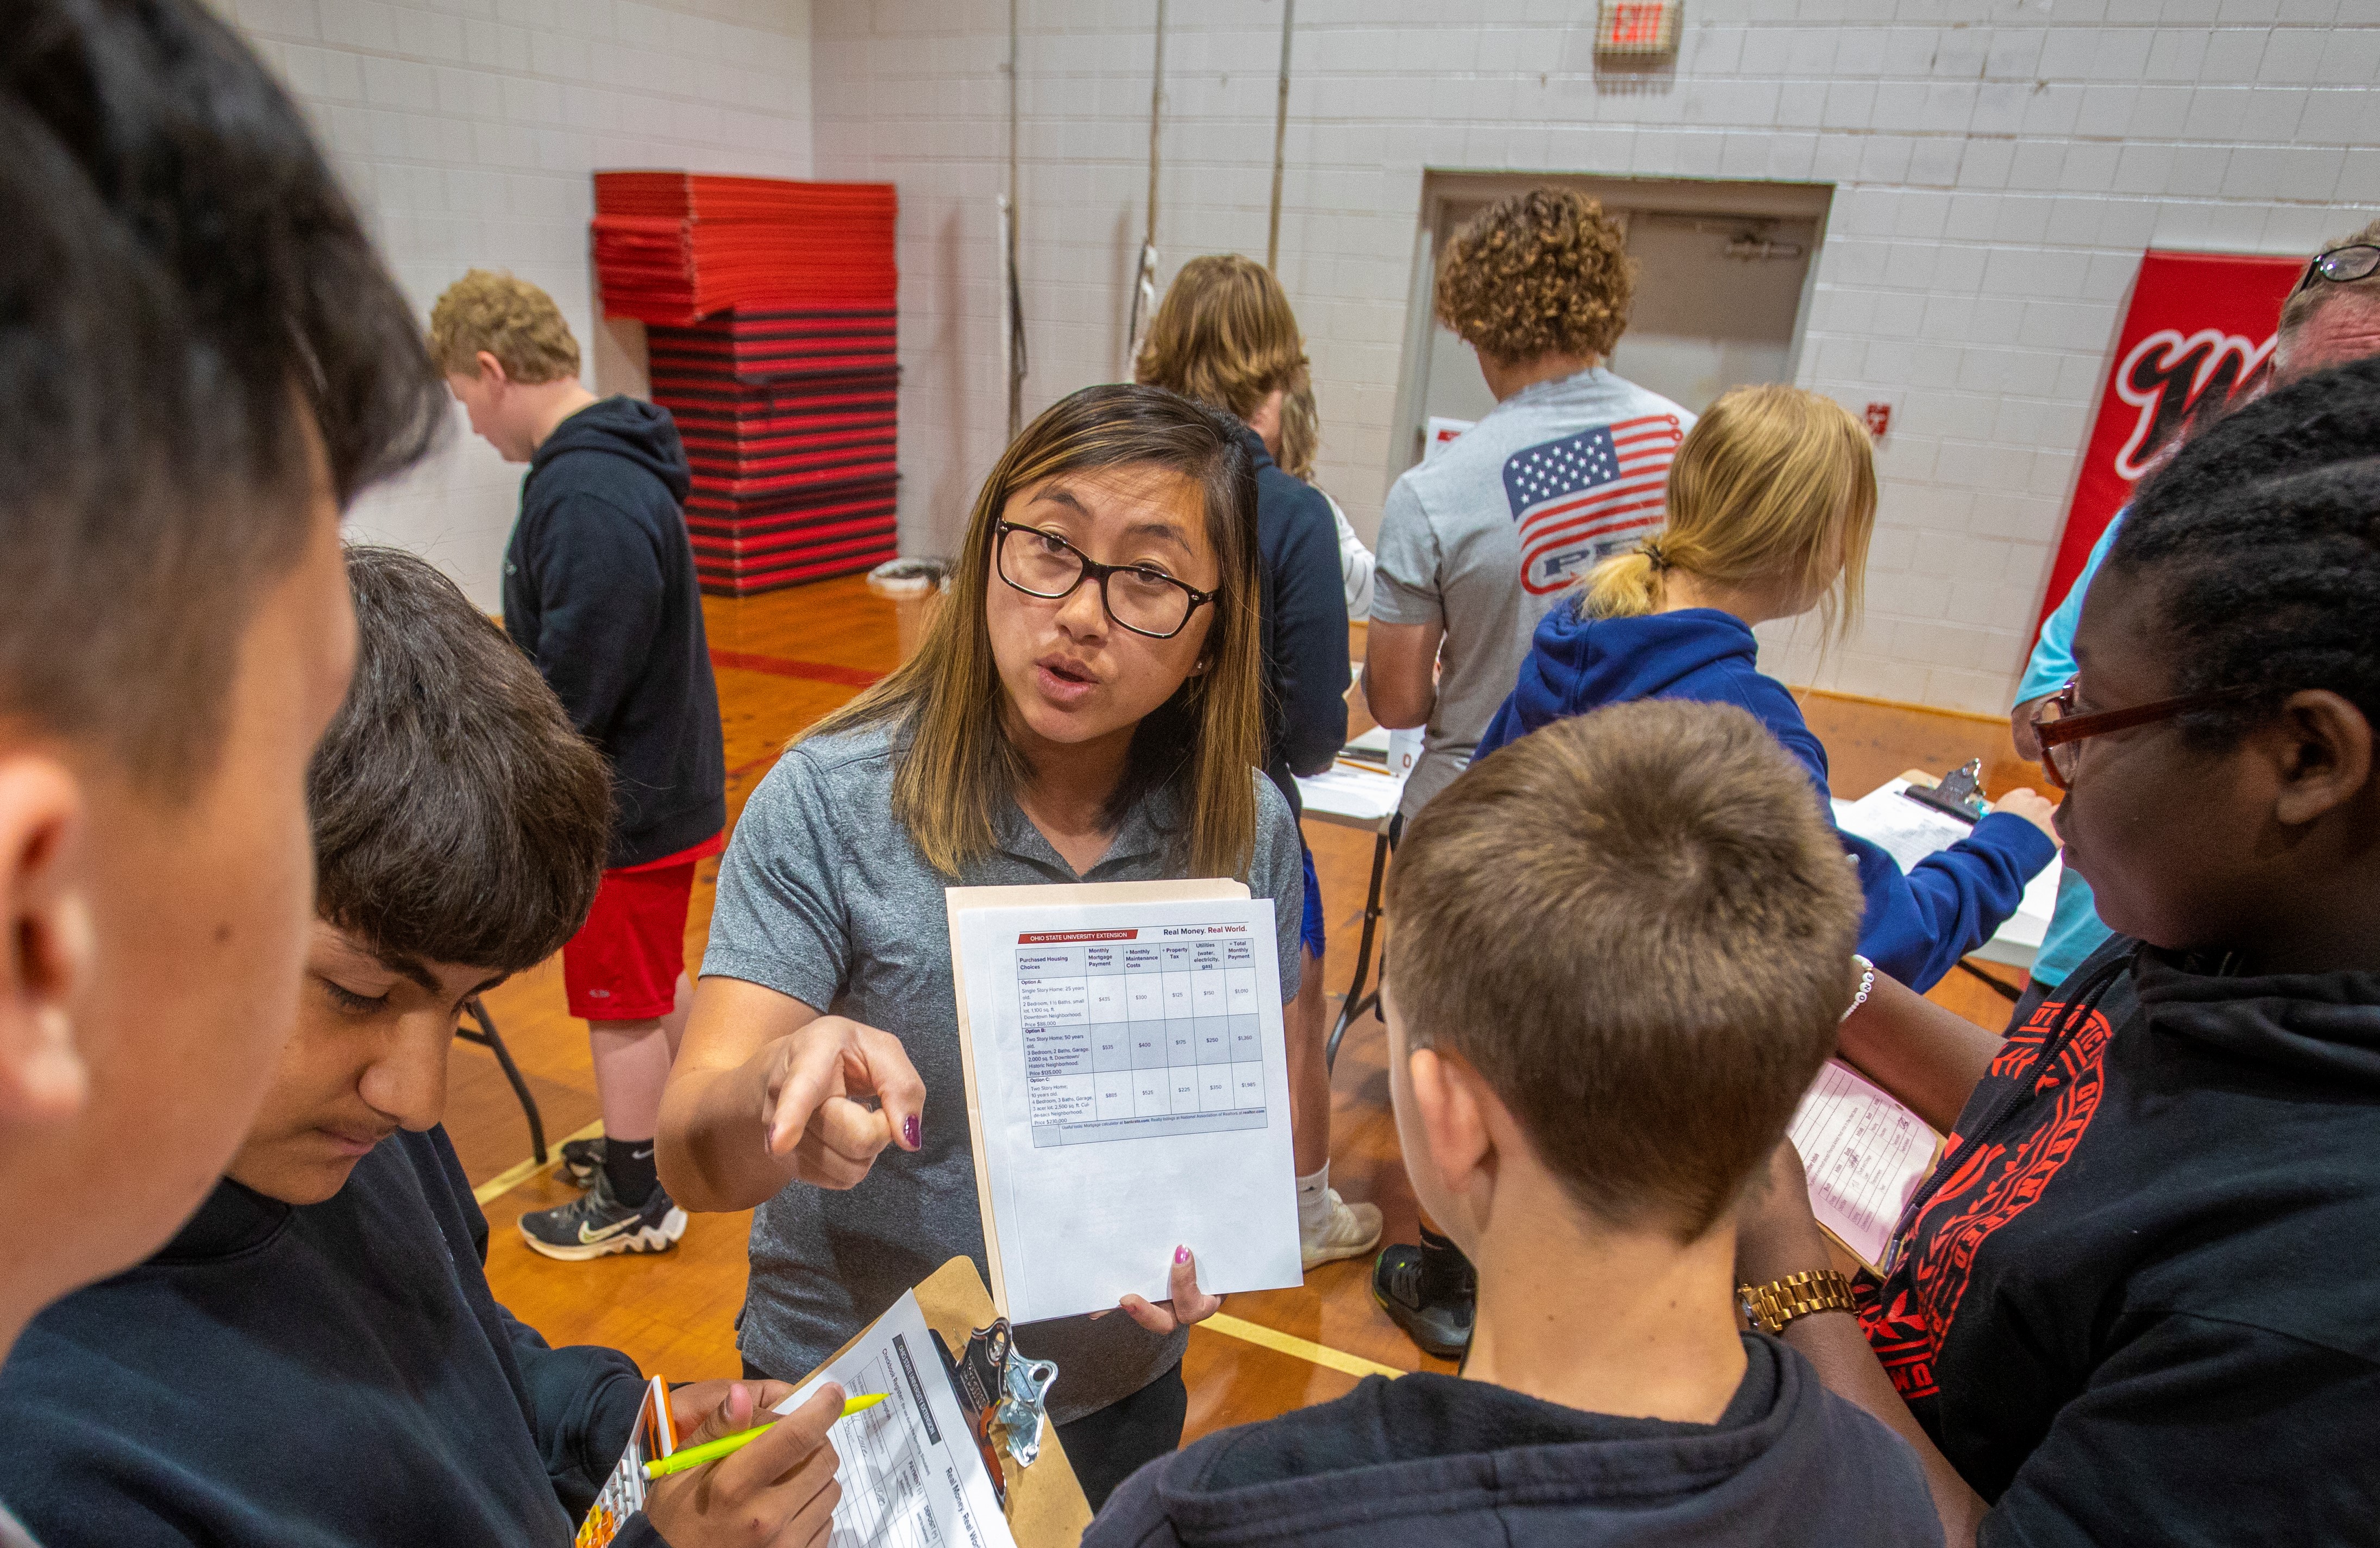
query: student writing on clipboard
657 385 1305 1511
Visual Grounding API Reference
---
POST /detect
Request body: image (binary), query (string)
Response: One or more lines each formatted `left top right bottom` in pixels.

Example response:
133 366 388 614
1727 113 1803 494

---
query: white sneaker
1301 1190 1383 1271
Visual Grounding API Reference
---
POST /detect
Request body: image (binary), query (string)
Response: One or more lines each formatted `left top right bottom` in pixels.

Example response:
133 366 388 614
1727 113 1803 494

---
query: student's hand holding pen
759 1014 928 1188
644 1382 846 1548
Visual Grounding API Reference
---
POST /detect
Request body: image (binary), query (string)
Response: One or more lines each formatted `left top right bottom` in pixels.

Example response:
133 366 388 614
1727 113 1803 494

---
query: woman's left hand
1096 1246 1222 1335
1734 1140 1838 1290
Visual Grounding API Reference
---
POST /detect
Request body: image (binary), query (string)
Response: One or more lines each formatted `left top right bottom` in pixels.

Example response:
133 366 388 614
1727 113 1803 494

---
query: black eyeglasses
2029 679 2264 791
993 521 1217 640
2293 243 2380 296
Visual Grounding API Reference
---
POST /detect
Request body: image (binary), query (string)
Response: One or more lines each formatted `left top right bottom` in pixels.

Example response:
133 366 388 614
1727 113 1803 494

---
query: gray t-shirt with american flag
1370 366 1693 818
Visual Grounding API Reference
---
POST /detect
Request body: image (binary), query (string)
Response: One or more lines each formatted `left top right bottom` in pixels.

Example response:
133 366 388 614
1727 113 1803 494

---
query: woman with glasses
656 384 1302 1508
1733 356 2380 1548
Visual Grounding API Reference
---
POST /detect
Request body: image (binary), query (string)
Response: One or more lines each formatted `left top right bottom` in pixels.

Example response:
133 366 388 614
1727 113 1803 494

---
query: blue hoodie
1475 606 2055 991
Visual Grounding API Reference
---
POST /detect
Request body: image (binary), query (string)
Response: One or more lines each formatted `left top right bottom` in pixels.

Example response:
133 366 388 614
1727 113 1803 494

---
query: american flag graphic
1502 413 1686 595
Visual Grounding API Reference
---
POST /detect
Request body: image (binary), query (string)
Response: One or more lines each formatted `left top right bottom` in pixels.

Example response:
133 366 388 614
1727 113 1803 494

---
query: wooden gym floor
459 574 2036 1440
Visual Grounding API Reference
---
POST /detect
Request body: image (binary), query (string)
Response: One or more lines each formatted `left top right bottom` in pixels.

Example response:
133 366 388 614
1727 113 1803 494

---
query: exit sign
1596 1 1679 59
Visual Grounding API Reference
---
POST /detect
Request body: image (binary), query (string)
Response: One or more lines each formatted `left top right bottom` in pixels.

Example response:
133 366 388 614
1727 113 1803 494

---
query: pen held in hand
641 1392 888 1480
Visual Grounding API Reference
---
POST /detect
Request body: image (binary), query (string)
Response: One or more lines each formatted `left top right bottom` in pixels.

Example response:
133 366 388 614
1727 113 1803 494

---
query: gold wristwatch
1737 1269 1857 1336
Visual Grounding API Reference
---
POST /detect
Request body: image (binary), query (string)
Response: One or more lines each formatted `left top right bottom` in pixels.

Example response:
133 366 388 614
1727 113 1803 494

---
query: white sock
1296 1163 1332 1238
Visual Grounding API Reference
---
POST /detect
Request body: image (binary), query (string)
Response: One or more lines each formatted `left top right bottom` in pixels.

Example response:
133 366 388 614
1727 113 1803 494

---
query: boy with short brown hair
1086 699 1939 1546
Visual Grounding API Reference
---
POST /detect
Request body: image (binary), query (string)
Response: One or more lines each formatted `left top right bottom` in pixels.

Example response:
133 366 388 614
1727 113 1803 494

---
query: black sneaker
555 1135 605 1189
1372 1243 1474 1360
518 1171 687 1262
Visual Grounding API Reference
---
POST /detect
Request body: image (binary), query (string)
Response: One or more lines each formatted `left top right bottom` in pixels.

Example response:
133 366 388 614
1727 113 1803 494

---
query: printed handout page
1788 1058 1944 1274
773 1289 1016 1548
949 881 1303 1325
1831 780 1978 875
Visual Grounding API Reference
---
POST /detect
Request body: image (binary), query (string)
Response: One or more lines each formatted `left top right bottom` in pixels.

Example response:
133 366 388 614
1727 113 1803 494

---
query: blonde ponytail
1568 385 1875 642
1579 548 1661 618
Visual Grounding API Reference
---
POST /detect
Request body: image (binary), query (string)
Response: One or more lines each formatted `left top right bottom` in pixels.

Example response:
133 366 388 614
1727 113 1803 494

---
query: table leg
1325 829 1393 1071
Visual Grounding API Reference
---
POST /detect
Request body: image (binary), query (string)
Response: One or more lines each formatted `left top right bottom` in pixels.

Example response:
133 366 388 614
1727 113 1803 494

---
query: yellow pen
643 1393 889 1482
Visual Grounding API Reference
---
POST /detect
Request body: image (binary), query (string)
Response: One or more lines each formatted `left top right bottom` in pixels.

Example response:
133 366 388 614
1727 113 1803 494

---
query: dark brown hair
1385 699 1862 1240
807 384 1266 880
310 548 610 972
1 0 446 786
1436 187 1635 365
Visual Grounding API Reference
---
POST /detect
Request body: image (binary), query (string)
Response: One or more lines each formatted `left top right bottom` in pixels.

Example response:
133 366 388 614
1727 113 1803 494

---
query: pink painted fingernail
903 1114 920 1149
1174 1244 1189 1265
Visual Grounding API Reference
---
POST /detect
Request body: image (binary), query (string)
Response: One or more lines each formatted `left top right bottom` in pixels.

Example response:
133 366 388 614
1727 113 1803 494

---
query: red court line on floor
709 648 885 688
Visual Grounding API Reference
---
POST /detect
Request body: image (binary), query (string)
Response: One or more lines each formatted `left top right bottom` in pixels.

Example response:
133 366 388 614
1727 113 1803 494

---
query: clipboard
945 878 1249 1318
792 1256 1092 1547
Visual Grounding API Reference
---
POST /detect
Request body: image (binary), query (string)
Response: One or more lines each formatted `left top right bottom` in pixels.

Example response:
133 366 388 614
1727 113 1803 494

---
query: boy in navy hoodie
1087 699 1940 1547
0 549 843 1548
432 271 727 1259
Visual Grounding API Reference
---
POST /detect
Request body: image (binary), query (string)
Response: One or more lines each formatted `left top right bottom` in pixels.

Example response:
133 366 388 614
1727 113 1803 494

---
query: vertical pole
1145 0 1165 258
1125 0 1166 375
1266 0 1294 272
1005 0 1024 437
997 195 1014 436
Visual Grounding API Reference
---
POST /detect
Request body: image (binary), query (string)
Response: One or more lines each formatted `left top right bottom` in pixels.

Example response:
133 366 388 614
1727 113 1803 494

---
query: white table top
1295 726 1408 831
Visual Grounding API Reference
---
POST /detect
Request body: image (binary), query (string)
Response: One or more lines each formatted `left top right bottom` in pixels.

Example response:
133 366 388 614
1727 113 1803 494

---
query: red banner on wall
2040 249 2303 629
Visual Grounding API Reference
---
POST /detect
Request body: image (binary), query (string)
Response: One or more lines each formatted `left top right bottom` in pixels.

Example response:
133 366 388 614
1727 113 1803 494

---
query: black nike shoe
1372 1242 1475 1361
517 1171 687 1262
555 1135 604 1189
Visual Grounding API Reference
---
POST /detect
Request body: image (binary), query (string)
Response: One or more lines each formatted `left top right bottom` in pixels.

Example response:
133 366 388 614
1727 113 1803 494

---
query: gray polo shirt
703 720 1304 1425
1372 367 1693 819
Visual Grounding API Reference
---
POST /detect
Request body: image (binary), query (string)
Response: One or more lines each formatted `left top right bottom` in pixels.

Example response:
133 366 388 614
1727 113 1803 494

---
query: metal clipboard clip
1898 758 1988 825
933 1318 1057 1507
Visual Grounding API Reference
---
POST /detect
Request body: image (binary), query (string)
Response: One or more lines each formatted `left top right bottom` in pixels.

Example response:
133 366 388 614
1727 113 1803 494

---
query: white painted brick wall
812 0 2377 715
222 0 815 609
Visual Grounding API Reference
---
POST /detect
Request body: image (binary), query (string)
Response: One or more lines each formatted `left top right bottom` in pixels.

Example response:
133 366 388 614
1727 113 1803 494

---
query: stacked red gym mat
594 172 899 596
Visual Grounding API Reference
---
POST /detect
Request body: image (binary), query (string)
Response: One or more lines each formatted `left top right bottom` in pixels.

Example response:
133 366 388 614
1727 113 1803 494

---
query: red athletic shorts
561 833 723 1021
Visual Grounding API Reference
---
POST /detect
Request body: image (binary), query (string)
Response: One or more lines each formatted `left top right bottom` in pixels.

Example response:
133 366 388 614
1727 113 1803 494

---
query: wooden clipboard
793 1256 1092 1547
944 878 1249 1318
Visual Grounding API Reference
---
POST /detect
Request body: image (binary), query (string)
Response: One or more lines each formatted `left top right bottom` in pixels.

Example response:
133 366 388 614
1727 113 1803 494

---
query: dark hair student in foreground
0 549 845 1548
1086 700 1939 1545
657 384 1305 1511
0 8 445 1543
1734 354 2380 1546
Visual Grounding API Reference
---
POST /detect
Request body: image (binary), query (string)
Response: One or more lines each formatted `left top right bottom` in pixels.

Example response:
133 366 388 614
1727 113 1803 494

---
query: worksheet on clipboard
773 1290 1016 1548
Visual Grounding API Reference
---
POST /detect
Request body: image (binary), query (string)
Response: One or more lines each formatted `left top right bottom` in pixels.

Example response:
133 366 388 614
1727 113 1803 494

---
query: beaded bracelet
1842 954 1876 1022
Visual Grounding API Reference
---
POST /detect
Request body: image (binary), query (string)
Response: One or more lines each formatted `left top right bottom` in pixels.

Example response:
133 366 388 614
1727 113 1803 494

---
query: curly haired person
1364 187 1693 1360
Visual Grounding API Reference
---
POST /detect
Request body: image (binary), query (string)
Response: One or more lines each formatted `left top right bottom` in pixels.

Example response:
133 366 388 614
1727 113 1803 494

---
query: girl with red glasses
1735 356 2380 1546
